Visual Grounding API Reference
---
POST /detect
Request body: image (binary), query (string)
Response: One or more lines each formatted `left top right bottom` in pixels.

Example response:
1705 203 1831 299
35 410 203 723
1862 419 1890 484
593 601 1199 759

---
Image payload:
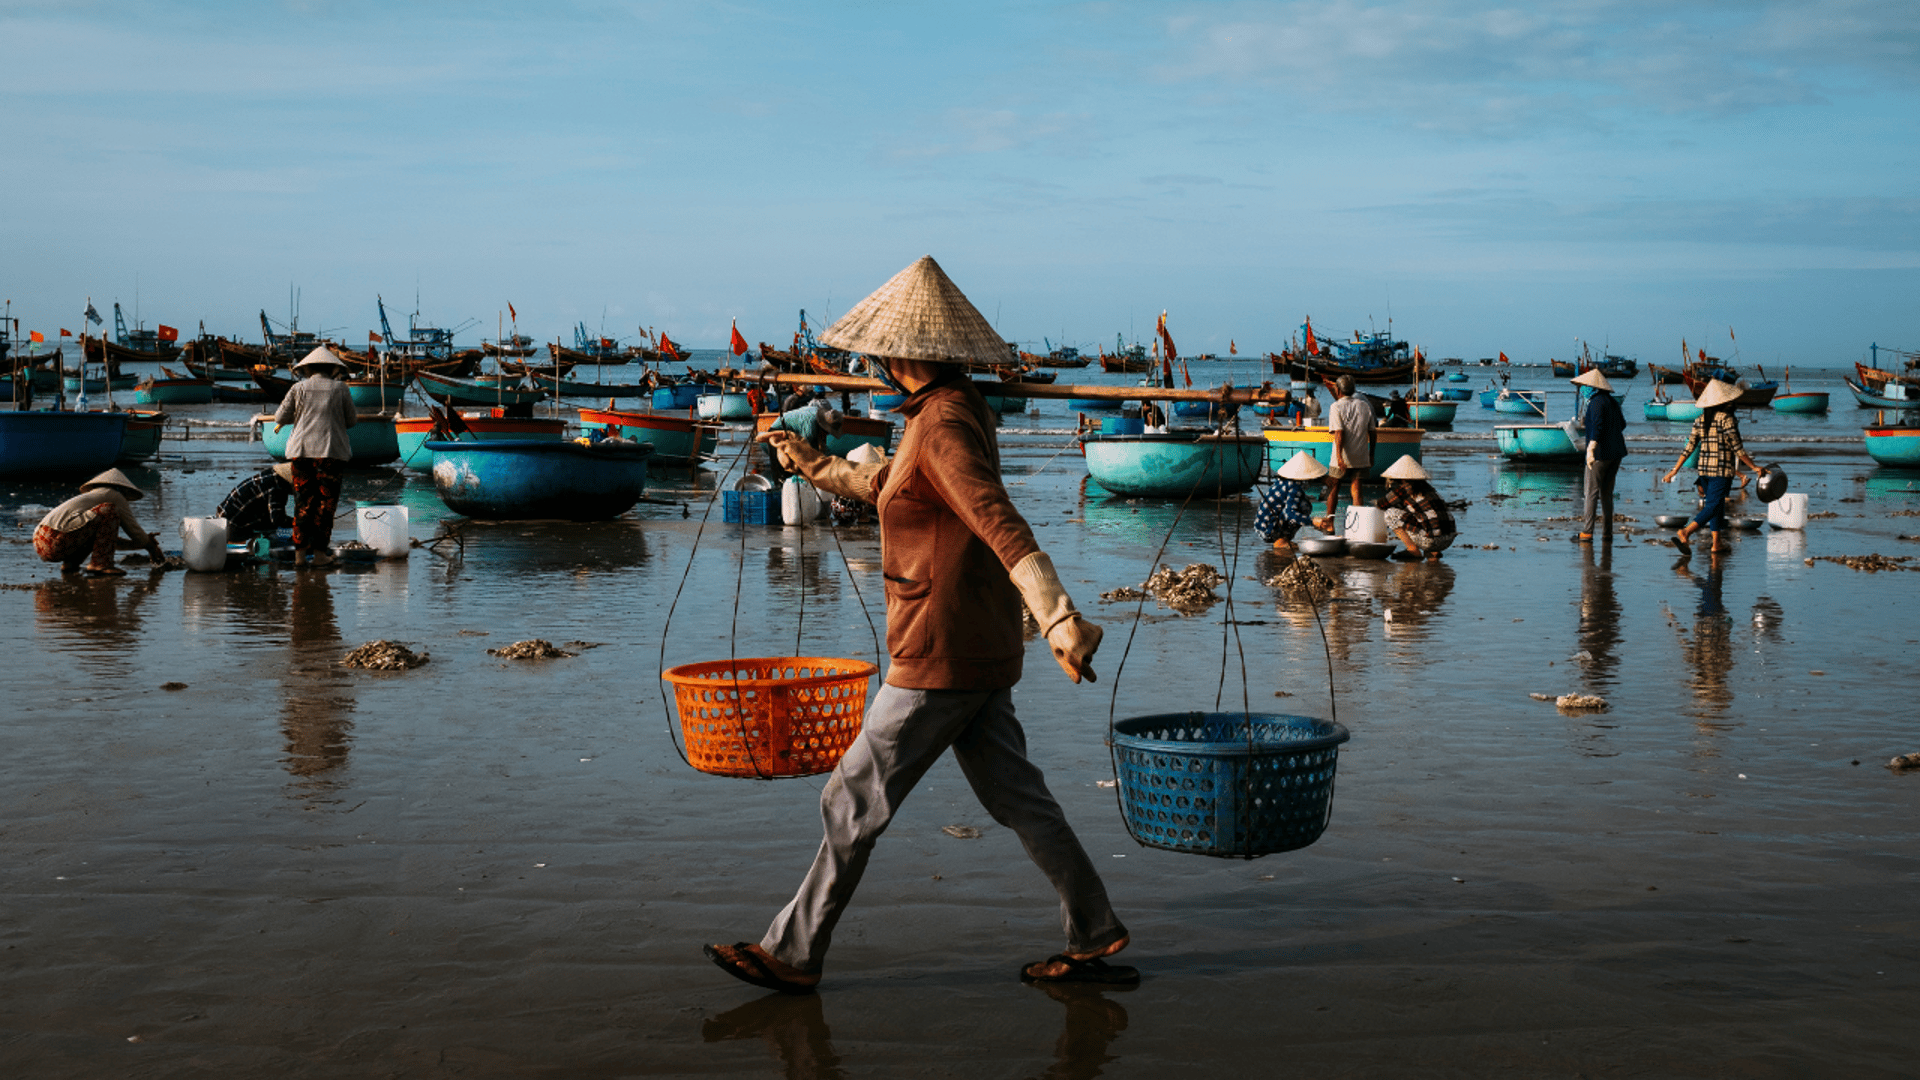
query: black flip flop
1019 954 1141 986
704 943 817 996
1671 532 1691 555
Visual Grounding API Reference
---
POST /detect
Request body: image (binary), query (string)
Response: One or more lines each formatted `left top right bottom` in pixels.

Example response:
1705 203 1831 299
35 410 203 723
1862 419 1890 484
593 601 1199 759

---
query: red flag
659 332 681 361
1156 311 1177 362
1728 326 1736 342
729 319 748 356
601 337 614 349
60 328 72 337
29 330 44 343
369 331 383 343
157 324 179 342
508 302 517 322
1304 318 1318 357
1498 351 1509 365
1229 340 1237 355
1698 348 1707 364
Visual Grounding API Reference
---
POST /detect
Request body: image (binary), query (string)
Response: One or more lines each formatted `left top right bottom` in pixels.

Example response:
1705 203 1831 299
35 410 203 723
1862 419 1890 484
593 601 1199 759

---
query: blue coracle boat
0 411 130 477
652 383 711 411
254 414 401 466
425 439 654 520
1864 421 1920 467
1495 424 1580 461
1081 432 1267 497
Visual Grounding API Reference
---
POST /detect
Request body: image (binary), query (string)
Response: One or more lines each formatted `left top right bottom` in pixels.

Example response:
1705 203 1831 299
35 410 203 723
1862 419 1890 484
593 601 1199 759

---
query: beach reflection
1493 465 1582 508
1671 558 1735 730
703 994 846 1080
32 572 165 662
282 572 356 802
1025 982 1131 1080
1577 543 1622 690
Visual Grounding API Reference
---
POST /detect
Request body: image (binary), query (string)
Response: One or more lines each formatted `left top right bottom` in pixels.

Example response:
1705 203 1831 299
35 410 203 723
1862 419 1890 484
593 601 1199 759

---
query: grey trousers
1579 457 1621 535
762 684 1126 974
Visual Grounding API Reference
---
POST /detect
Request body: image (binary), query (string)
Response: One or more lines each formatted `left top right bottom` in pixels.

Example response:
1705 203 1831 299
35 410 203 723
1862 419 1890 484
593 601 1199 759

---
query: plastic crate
723 489 779 524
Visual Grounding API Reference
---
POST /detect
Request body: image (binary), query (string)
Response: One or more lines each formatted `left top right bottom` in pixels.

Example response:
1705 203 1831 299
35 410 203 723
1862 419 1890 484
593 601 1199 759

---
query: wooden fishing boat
1259 425 1425 478
63 370 140 394
549 342 635 366
1863 418 1920 467
425 439 653 520
252 413 401 466
134 369 214 405
415 369 548 407
116 410 166 462
548 376 651 398
579 407 721 468
1081 431 1268 497
1100 341 1152 373
495 358 575 379
1495 424 1580 461
179 338 259 382
0 410 129 477
483 334 538 357
213 382 276 405
1681 370 1778 408
1646 362 1687 386
1493 389 1548 415
1038 341 1090 368
394 410 568 471
752 411 894 459
1770 391 1829 414
1845 376 1920 410
1270 324 1418 384
696 392 755 421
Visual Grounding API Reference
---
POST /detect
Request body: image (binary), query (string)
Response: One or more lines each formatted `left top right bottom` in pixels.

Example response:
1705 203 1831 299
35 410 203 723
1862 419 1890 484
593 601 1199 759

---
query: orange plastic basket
663 656 878 778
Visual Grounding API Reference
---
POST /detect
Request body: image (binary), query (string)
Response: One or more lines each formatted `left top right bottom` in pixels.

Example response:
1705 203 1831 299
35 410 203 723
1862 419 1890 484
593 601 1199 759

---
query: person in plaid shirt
214 463 295 544
1662 379 1760 557
1256 452 1327 551
1375 455 1456 561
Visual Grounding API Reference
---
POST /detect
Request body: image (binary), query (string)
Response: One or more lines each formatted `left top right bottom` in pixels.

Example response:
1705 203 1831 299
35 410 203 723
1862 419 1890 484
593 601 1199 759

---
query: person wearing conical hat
1375 455 1456 561
720 256 1130 994
1570 368 1627 543
1662 379 1760 557
214 462 296 545
272 347 357 567
1320 374 1375 531
1256 451 1327 552
33 468 164 576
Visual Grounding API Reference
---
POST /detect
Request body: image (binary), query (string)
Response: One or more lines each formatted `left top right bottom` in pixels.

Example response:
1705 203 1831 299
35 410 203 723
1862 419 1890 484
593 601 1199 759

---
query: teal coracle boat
395 413 567 471
416 370 547 407
1081 432 1267 497
1437 387 1473 401
253 413 400 466
696 393 755 420
1495 424 1580 461
63 372 140 394
0 410 128 477
752 412 893 459
1262 426 1424 477
135 373 213 405
426 439 653 520
1665 400 1703 421
653 383 711 411
581 406 720 468
1643 400 1669 420
1067 397 1124 411
1770 391 1829 414
1864 422 1920 467
1447 371 1470 382
870 392 907 411
116 411 165 463
1478 387 1499 408
1407 401 1458 426
1494 390 1548 416
347 381 408 409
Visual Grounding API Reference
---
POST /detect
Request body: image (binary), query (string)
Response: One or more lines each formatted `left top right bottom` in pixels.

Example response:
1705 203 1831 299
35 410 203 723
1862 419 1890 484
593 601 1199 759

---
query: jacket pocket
883 572 931 600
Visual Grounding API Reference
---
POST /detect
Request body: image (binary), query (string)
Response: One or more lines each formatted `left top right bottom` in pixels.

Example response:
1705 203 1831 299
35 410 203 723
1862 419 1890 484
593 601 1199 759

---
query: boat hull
1066 398 1125 411
696 393 755 420
253 414 401 466
117 411 165 462
1082 433 1267 497
416 370 547 407
0 411 129 477
63 374 140 394
347 382 409 409
134 379 214 405
652 383 709 411
1493 392 1548 415
1407 401 1458 426
395 413 568 471
1845 378 1920 410
1770 392 1829 414
1642 401 1668 420
1261 426 1426 478
552 379 650 398
1665 401 1703 421
579 408 720 468
1495 424 1580 461
1437 387 1473 401
1864 426 1920 467
427 440 652 520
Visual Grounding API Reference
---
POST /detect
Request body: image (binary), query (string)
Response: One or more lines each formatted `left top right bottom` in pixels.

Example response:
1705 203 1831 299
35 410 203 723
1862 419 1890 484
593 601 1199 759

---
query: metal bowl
1729 516 1766 531
1654 513 1690 528
1347 541 1395 560
1296 535 1347 557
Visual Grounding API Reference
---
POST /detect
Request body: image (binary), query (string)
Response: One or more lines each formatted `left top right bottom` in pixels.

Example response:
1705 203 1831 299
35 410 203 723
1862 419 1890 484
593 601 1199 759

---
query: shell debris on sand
941 825 983 839
1811 554 1917 573
341 641 430 671
1556 693 1608 711
1266 556 1335 599
1101 563 1227 614
1888 753 1920 772
487 639 577 660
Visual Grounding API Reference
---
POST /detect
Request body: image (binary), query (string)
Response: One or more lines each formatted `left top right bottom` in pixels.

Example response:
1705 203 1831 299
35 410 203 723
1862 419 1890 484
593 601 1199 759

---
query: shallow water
2 378 1917 1078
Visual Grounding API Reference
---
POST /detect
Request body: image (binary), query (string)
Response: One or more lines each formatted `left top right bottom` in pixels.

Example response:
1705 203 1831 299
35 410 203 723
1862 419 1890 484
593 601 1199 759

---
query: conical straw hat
819 256 1008 366
293 346 348 371
1277 451 1329 481
1381 455 1430 481
1570 369 1612 392
1695 379 1740 409
81 468 144 500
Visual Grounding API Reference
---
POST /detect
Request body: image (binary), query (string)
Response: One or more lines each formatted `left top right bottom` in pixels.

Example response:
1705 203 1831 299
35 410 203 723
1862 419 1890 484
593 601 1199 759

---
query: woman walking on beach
1663 379 1759 557
707 256 1130 995
1570 369 1627 543
273 348 357 568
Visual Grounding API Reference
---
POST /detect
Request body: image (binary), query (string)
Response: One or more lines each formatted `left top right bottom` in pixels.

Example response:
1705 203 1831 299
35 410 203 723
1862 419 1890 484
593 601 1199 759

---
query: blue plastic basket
1110 712 1349 858
723 489 779 525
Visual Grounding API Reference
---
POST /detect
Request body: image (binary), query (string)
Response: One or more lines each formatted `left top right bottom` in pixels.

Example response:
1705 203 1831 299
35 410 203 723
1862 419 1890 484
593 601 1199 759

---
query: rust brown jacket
865 375 1040 690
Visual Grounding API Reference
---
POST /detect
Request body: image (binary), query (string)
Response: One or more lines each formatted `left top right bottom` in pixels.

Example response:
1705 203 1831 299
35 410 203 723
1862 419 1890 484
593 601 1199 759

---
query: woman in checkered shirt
1662 379 1760 557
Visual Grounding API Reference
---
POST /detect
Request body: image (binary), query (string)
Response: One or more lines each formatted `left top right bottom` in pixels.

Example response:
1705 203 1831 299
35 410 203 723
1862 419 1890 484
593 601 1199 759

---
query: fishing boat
346 380 408 409
1446 371 1470 383
870 392 908 412
1407 400 1459 426
1039 340 1090 368
1771 391 1829 413
483 334 538 357
116 410 166 462
1100 339 1151 374
1665 399 1704 421
652 379 713 411
1551 351 1638 380
579 407 721 468
1478 387 1500 408
179 337 259 382
1081 431 1268 498
252 413 401 466
1437 386 1473 401
426 439 653 520
415 369 548 408
548 324 632 366
1067 396 1125 412
214 382 277 405
84 304 181 366
1680 369 1778 408
1260 425 1425 478
394 409 568 471
1269 321 1417 384
751 411 894 459
0 410 129 477
1643 400 1669 420
62 369 140 395
1645 363 1687 386
134 369 214 405
696 392 755 421
1493 389 1548 415
546 376 652 398
1495 424 1580 461
1863 417 1920 467
1845 376 1920 410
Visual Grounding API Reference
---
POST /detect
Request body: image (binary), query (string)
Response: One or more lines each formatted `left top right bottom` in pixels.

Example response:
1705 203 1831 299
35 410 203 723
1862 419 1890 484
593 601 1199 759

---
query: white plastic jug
1767 492 1808 530
356 505 411 557
781 477 820 526
1343 506 1387 544
179 516 229 572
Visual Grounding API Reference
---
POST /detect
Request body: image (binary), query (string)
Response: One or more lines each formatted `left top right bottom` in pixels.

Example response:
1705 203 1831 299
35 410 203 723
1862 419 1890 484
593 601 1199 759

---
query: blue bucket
1111 712 1349 858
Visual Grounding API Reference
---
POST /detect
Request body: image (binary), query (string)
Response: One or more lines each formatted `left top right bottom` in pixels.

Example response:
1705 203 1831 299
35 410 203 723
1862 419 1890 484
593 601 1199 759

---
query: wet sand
2 406 1917 1078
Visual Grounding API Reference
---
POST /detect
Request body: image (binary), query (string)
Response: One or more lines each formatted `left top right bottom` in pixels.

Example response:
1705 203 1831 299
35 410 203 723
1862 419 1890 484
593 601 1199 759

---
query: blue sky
5 1 1917 365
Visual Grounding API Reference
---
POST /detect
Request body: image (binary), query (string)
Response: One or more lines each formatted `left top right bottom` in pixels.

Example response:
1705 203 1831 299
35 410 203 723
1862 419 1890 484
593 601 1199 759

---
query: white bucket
1767 492 1808 530
356 505 411 557
179 516 229 572
781 477 820 526
1343 506 1387 544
